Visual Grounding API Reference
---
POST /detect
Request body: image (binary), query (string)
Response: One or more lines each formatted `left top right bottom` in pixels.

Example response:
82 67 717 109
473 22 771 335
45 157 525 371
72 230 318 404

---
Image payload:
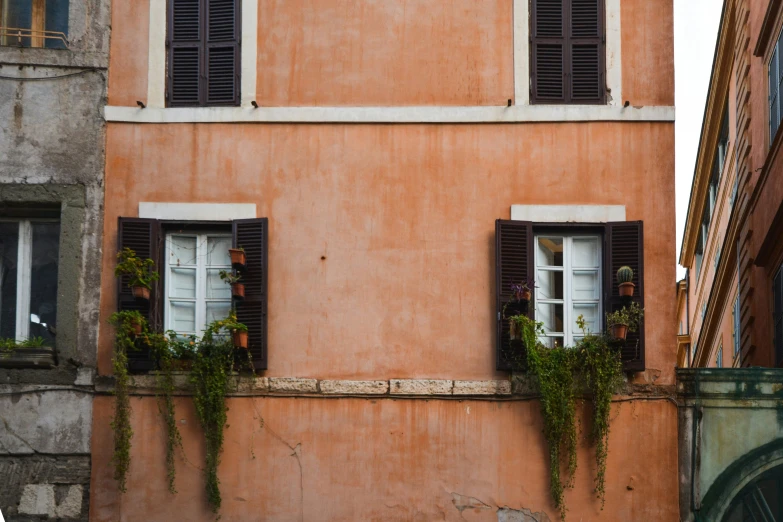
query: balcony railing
0 27 69 49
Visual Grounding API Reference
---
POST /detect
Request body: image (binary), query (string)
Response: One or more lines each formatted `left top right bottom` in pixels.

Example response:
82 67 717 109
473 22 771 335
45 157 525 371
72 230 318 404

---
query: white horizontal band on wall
511 205 627 223
105 105 675 124
139 202 257 221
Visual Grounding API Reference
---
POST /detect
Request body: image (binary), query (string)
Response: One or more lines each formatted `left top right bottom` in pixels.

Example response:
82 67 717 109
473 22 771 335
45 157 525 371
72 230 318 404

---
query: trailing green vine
507 311 626 520
108 310 144 493
189 316 253 513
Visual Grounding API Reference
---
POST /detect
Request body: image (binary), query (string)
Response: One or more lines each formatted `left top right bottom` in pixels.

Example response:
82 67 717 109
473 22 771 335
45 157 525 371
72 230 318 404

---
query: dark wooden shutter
604 221 645 371
233 218 268 370
531 0 566 102
168 0 202 106
495 220 534 371
206 0 240 105
117 218 162 372
168 0 240 107
531 0 604 104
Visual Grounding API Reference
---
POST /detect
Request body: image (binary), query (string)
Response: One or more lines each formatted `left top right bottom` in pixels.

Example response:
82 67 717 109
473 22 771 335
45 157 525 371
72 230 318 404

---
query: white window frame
164 231 232 336
534 234 602 347
0 218 58 341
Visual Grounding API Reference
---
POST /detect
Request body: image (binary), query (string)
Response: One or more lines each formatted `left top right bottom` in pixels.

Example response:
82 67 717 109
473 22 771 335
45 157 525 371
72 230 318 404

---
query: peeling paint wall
0 0 108 518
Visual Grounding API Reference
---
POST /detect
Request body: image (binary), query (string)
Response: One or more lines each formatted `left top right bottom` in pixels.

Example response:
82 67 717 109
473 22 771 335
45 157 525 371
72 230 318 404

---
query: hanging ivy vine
508 313 625 520
108 310 144 493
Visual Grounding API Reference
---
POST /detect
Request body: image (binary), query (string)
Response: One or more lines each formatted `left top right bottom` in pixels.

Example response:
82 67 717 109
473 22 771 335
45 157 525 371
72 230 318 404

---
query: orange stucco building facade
93 1 677 520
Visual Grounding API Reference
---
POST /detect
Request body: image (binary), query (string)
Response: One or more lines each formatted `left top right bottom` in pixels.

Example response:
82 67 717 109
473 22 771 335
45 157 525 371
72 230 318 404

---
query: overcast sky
674 0 724 278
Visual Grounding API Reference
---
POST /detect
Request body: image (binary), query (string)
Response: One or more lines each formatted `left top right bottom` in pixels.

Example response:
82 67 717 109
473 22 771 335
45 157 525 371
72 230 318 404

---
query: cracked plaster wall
0 0 108 519
89 395 679 521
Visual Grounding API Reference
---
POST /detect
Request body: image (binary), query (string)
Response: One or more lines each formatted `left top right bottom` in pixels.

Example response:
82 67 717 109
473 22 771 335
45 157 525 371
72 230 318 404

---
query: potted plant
511 278 536 302
219 270 245 300
617 266 635 297
216 310 249 349
229 247 246 270
115 248 160 301
605 302 644 341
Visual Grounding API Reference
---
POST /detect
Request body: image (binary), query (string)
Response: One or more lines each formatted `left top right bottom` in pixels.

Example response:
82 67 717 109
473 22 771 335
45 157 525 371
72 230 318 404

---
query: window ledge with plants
501 267 646 520
0 336 55 369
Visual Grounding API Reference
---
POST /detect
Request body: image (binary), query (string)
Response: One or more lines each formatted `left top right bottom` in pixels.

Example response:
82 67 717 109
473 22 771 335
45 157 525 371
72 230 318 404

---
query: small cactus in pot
616 266 635 297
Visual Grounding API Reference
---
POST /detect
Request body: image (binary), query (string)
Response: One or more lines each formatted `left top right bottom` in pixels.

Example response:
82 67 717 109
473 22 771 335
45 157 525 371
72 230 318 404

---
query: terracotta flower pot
233 330 248 349
231 282 245 300
229 249 246 269
520 289 532 301
611 323 629 340
132 285 150 301
130 320 143 336
619 282 635 297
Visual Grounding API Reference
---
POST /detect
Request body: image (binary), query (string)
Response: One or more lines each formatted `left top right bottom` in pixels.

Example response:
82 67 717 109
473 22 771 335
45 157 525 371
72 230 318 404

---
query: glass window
0 0 69 49
771 33 783 143
535 234 601 347
716 343 722 368
0 218 59 345
165 232 232 336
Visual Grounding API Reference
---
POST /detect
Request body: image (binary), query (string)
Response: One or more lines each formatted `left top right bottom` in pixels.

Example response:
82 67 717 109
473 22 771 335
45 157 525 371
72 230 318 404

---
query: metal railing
0 27 69 48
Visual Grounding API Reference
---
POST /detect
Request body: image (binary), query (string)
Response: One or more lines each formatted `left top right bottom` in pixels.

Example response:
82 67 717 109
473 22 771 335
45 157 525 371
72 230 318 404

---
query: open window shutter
531 0 566 103
496 220 534 371
569 0 604 103
206 0 240 106
168 0 202 106
604 221 644 371
117 218 161 372
233 218 267 370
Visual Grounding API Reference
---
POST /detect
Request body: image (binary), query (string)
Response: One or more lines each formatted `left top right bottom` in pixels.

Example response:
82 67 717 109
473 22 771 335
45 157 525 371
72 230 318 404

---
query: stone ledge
320 380 388 395
268 377 318 394
390 379 453 395
453 380 512 396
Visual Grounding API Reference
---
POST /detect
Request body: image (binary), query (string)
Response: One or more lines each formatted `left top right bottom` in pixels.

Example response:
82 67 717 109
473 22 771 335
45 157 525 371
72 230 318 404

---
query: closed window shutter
168 0 240 107
604 221 645 371
569 0 603 102
206 0 240 105
531 0 604 104
531 0 566 102
168 0 202 106
232 218 268 370
117 217 162 372
495 220 534 371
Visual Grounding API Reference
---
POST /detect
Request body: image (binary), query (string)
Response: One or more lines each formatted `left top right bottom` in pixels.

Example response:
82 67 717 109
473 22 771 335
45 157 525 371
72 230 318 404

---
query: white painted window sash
534 235 602 347
15 220 33 341
165 232 232 336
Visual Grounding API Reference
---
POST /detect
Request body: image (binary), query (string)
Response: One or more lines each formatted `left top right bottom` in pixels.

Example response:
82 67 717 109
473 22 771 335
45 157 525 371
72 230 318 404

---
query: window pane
206 268 230 299
572 238 600 268
207 236 231 266
169 267 196 298
169 235 197 266
206 301 231 325
170 301 196 333
537 303 563 334
0 224 19 340
2 0 33 47
537 237 563 267
541 336 564 349
30 222 59 347
572 270 599 300
572 303 599 334
536 269 563 300
44 0 69 49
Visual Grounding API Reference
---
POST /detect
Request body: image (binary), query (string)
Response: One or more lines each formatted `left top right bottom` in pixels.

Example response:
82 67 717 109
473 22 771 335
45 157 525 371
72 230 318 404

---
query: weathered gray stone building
0 0 108 519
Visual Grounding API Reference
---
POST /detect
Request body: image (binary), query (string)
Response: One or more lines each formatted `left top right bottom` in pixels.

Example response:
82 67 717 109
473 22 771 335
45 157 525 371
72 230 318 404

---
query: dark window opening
0 0 69 49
